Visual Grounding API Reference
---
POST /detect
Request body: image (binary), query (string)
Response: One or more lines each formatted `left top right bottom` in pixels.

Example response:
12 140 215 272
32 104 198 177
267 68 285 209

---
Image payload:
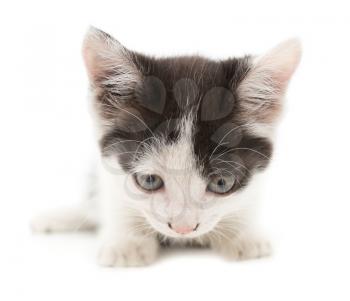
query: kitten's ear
237 39 302 128
82 26 142 95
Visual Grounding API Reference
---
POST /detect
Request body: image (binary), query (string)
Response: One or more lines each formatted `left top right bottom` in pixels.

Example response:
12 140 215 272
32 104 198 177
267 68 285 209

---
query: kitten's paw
97 238 159 267
31 209 97 233
214 236 272 261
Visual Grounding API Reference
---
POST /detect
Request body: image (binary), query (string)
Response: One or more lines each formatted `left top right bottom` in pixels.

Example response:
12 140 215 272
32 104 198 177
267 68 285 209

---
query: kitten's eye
207 176 235 194
134 173 164 191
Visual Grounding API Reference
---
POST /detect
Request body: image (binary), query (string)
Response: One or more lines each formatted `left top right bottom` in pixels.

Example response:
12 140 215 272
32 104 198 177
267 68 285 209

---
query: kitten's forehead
138 114 197 174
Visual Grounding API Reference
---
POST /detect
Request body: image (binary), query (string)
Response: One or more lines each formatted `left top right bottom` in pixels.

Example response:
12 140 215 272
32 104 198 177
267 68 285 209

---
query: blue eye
207 176 235 194
135 173 164 191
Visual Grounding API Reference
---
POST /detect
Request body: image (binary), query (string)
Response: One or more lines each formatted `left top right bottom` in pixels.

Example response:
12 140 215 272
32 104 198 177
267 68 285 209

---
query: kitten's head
83 27 301 239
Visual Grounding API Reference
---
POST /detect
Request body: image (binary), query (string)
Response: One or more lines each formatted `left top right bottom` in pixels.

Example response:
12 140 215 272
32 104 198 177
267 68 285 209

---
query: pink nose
173 226 193 234
168 223 199 234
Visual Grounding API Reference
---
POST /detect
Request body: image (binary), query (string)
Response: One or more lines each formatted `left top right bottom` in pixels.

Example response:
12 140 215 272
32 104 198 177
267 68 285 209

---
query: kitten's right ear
82 26 141 94
236 39 302 127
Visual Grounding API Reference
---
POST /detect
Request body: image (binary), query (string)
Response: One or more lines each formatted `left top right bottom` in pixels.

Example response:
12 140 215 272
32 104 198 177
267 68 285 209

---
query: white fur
31 208 97 233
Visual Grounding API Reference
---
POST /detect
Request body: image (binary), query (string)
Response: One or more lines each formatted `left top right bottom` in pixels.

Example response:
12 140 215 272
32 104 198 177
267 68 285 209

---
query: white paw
214 237 272 261
97 238 159 267
31 215 54 233
31 209 97 233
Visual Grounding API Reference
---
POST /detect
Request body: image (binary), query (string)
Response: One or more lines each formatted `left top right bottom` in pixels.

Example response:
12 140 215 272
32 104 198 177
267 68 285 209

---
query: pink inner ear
82 46 97 79
258 38 302 89
82 36 109 81
236 39 301 126
82 28 116 81
82 28 140 87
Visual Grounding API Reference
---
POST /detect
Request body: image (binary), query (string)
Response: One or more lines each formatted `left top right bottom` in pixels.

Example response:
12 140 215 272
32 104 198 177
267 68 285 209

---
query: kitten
32 27 301 267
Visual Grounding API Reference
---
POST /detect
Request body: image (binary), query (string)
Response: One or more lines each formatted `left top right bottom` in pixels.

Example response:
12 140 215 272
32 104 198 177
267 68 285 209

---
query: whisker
208 123 256 161
230 147 270 160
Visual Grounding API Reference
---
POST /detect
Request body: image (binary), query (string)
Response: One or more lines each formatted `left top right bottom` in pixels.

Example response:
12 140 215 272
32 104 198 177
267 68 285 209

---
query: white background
1 0 350 300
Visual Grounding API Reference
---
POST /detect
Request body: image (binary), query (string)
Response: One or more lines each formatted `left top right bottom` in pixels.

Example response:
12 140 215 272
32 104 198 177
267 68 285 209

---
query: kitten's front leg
97 166 159 267
210 229 271 261
97 214 159 267
98 234 159 267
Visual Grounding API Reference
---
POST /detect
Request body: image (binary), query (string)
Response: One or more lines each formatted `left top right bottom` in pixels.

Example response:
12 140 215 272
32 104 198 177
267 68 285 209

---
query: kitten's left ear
82 26 142 97
237 39 302 127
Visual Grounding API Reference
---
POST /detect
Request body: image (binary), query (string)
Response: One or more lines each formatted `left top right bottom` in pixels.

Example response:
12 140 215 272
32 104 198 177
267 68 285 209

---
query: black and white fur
32 27 301 267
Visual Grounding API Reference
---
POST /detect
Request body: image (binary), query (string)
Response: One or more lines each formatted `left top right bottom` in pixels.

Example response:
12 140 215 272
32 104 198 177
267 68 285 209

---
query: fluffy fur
32 27 301 267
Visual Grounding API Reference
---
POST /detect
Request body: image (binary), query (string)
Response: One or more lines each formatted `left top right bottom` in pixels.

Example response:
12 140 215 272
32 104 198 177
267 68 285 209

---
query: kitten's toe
236 239 272 260
214 237 272 261
97 238 159 267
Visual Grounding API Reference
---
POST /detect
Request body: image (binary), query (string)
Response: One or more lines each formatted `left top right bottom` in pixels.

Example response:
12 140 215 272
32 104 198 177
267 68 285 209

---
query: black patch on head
201 87 235 121
97 52 272 192
173 78 199 110
138 76 166 114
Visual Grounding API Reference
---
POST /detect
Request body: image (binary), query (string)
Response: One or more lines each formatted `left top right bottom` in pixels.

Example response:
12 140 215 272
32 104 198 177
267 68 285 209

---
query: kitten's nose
168 223 199 234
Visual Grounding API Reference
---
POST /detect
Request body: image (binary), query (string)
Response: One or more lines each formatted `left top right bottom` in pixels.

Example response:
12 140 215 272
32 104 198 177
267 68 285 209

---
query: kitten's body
32 27 301 267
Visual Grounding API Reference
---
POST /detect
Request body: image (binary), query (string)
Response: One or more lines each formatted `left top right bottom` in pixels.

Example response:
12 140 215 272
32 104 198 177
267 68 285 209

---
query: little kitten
32 27 301 267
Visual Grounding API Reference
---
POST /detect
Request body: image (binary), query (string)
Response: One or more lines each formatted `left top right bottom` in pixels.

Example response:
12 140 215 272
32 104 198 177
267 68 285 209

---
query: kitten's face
84 27 301 238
